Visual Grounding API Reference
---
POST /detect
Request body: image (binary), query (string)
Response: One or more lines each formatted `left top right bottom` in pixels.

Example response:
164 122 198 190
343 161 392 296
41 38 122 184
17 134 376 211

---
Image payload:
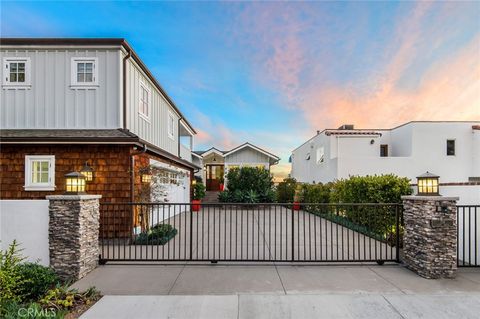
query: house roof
194 142 280 162
325 130 382 136
0 129 200 170
0 38 196 134
0 129 138 142
223 142 280 160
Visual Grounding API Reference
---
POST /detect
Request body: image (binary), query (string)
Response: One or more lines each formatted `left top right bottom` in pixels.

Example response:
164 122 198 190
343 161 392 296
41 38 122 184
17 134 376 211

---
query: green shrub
0 241 30 305
134 224 177 245
275 177 297 203
16 263 59 302
220 167 275 203
300 183 332 204
330 174 412 204
193 182 206 200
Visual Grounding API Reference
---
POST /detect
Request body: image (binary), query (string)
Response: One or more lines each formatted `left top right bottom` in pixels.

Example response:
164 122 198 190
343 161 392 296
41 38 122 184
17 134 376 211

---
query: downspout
130 144 147 202
122 47 131 129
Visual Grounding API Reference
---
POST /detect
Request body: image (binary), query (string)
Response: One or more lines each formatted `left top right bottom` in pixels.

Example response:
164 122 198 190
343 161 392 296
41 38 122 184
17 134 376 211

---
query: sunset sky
2 1 479 179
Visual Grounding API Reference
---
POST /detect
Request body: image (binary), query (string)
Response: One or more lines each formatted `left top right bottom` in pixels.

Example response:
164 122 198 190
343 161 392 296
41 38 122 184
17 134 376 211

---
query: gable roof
194 143 280 162
223 142 280 160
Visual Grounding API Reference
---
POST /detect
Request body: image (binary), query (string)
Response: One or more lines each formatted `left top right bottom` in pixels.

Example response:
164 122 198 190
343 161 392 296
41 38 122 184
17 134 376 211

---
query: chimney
338 124 354 130
316 130 320 135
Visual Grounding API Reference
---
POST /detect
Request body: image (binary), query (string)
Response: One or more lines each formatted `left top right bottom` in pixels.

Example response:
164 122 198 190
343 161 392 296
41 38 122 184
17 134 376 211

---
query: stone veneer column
401 195 459 279
46 195 102 281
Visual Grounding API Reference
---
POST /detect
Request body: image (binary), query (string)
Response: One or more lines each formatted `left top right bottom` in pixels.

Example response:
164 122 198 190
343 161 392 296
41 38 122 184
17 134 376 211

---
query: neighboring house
0 38 200 233
193 142 280 191
291 121 480 204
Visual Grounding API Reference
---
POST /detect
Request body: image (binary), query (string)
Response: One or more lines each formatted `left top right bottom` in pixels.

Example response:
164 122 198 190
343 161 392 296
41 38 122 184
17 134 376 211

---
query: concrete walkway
75 264 480 318
81 294 480 319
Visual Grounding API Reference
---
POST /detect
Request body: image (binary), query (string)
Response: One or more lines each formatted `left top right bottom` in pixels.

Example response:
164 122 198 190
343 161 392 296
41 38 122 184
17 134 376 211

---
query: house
192 142 280 191
0 38 200 233
291 121 480 204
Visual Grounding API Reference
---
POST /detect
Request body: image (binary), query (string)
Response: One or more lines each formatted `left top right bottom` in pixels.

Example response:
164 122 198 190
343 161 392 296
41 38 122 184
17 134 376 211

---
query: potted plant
219 176 225 191
293 184 303 211
192 182 206 212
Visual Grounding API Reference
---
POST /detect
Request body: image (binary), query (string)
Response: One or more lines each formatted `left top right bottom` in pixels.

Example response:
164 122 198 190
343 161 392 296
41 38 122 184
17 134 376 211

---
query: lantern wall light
64 172 86 194
80 161 94 182
416 171 440 196
140 167 152 184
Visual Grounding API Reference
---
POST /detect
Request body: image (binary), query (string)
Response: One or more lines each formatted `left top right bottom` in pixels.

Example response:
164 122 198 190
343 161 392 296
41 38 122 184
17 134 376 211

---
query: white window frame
70 57 98 87
139 81 151 121
24 155 55 191
3 57 31 88
168 112 175 140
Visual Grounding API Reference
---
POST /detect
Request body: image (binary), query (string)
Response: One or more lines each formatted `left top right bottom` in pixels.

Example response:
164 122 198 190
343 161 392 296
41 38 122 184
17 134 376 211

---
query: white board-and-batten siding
225 147 270 166
125 56 179 156
0 49 121 129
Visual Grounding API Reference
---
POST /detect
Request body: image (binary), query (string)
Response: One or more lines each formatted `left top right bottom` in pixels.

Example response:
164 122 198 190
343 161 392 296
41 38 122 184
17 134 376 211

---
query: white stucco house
192 142 280 191
291 121 480 204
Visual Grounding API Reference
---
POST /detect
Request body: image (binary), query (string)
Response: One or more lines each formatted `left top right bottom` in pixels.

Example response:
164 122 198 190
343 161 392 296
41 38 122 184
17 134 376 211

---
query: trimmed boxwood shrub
219 167 275 203
134 224 177 245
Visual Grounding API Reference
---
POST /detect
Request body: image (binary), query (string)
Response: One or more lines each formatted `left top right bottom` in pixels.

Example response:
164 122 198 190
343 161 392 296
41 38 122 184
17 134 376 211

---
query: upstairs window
168 112 175 139
380 144 389 157
3 57 31 87
24 155 55 191
71 57 98 87
447 140 455 156
316 147 325 164
139 81 151 120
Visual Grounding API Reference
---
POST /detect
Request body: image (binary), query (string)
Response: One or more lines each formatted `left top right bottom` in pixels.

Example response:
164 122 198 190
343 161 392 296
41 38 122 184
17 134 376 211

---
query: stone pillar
401 195 458 279
46 195 101 281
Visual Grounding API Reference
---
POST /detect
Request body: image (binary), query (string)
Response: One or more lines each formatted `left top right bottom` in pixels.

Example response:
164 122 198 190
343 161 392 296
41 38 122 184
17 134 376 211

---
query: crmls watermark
18 307 57 318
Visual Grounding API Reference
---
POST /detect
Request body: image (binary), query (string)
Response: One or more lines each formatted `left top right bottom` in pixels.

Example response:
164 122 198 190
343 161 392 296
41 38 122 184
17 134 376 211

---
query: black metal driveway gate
99 203 402 264
457 205 479 267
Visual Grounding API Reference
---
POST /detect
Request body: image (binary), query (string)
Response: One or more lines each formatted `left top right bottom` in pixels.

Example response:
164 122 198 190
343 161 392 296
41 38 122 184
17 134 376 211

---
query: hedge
219 167 275 203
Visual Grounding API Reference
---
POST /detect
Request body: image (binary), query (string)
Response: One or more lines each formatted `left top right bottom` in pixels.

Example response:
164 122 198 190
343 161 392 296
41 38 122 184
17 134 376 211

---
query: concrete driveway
75 264 480 318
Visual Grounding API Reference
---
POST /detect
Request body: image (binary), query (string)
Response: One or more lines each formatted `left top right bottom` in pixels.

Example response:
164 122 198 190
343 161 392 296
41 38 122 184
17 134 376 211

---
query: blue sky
2 1 479 178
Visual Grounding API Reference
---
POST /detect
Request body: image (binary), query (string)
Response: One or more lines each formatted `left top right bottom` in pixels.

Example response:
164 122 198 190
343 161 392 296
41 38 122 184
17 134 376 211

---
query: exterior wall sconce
192 179 197 185
140 167 152 184
417 171 440 196
64 172 86 194
80 161 94 182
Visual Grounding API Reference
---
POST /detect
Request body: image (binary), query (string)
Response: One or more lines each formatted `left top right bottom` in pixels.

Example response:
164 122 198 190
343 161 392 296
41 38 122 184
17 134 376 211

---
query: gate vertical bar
395 204 400 263
291 204 295 261
190 205 193 261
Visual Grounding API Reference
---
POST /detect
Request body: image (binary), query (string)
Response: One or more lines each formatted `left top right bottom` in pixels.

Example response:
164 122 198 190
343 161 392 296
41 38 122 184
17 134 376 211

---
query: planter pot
293 202 301 211
219 184 224 191
192 199 201 212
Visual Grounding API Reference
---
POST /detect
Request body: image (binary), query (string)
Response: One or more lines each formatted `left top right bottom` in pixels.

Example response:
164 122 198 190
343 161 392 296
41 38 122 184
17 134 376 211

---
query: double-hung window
3 57 31 88
24 155 55 191
139 81 151 120
71 57 98 87
168 112 175 139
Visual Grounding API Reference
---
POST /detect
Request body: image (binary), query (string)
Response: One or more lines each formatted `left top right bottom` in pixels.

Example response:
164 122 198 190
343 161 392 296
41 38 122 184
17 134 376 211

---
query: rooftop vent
338 124 354 130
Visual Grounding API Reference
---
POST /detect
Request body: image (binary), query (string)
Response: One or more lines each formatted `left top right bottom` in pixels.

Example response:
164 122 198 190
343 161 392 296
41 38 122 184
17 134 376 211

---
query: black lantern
64 172 86 194
140 167 152 184
417 171 440 196
80 161 94 182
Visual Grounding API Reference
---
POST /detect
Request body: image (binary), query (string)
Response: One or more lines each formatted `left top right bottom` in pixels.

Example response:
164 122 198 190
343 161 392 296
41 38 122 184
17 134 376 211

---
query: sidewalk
81 294 480 319
75 264 480 318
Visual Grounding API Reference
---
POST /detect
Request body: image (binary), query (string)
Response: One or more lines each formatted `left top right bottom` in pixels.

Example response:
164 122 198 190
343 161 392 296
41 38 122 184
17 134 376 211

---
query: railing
457 205 479 267
179 144 192 162
99 203 402 263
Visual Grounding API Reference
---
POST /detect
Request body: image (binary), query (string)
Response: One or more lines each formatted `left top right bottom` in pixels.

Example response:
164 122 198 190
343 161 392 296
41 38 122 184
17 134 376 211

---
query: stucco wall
0 200 50 265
